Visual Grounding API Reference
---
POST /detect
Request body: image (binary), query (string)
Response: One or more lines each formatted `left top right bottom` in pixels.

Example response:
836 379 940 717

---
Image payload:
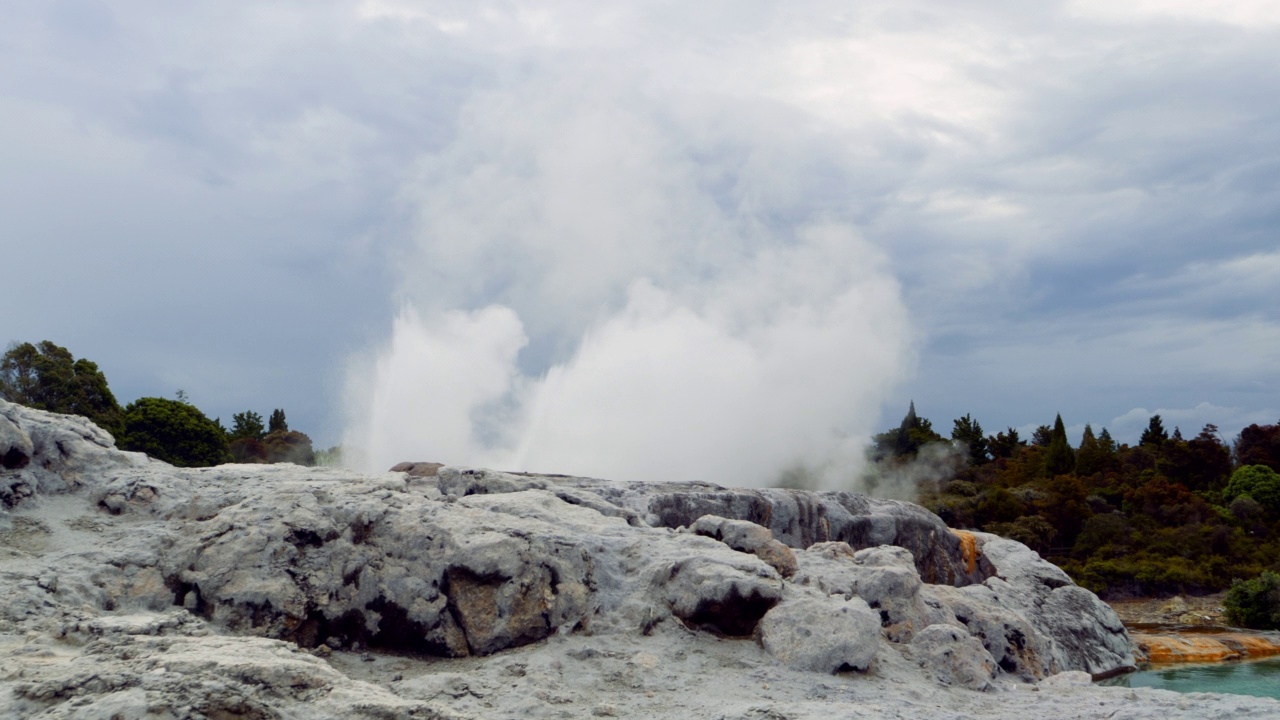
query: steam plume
343 39 916 487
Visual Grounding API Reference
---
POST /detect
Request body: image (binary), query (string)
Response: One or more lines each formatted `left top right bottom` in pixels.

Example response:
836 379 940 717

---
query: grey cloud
3 0 1278 460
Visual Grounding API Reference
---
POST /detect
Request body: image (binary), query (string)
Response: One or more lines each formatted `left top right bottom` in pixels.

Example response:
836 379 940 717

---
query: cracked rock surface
4 400 1274 718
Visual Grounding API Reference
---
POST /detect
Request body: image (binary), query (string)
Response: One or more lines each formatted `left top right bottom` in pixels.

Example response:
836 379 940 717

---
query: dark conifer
1044 414 1075 476
1140 414 1169 447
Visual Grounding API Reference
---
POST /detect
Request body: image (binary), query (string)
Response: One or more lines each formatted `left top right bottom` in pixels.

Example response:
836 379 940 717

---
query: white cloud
1108 403 1278 444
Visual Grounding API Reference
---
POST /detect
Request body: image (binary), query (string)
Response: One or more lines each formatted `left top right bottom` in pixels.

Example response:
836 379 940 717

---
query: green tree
1044 414 1075 476
230 411 266 441
869 401 944 461
314 445 344 467
0 341 124 437
1031 425 1053 447
988 515 1058 554
1075 420 1116 476
1224 571 1280 630
1235 422 1280 472
987 427 1025 460
263 429 315 466
119 397 231 467
1159 424 1232 492
1098 427 1117 453
951 414 989 465
268 408 288 434
977 487 1024 525
1224 465 1280 512
1140 414 1169 447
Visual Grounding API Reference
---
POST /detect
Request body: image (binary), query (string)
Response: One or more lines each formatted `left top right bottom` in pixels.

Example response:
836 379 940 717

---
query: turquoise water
1100 656 1280 699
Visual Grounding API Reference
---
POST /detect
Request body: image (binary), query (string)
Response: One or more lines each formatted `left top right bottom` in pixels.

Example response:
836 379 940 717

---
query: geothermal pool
1100 656 1280 700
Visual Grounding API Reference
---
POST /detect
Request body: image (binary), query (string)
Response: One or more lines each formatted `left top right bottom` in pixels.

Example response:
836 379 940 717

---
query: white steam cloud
343 13 918 486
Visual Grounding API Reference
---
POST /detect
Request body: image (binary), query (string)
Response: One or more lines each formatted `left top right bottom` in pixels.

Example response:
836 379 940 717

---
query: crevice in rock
2 446 29 469
367 598 435 653
284 527 336 548
350 520 375 545
292 608 367 650
166 577 212 619
680 585 778 638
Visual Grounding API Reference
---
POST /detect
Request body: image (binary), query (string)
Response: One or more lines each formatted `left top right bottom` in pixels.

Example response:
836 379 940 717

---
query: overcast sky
3 1 1278 484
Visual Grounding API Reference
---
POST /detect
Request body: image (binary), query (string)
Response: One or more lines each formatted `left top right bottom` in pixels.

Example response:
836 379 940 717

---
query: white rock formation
3 399 1277 718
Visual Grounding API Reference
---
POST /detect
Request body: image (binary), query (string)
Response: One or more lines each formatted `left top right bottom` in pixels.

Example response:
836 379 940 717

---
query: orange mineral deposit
952 530 979 575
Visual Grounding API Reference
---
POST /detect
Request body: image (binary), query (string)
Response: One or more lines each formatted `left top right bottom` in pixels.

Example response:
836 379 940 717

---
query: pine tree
870 401 943 461
268 409 288 434
988 427 1025 459
1044 414 1075 476
1031 425 1054 447
230 411 266 441
951 414 989 465
1098 427 1117 453
1140 414 1169 447
896 401 920 456
1075 423 1114 476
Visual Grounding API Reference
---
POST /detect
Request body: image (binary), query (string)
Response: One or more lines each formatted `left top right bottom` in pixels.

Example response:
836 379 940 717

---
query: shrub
1224 465 1280 512
119 397 231 467
262 430 315 466
986 515 1057 554
1224 571 1280 630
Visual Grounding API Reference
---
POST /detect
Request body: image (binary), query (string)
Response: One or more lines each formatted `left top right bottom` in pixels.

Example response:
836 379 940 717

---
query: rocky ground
1108 594 1230 628
3 399 1280 719
1107 593 1280 665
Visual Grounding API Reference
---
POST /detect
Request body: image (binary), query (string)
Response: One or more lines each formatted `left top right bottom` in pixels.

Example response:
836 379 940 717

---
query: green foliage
1224 465 1280 512
1075 424 1116 477
1224 571 1280 630
869 401 945 461
1097 427 1116 451
1236 423 1280 472
1123 476 1210 526
262 429 314 466
1039 472 1090 544
0 341 124 437
1043 414 1075 476
977 487 1023 525
227 409 313 465
986 515 1057 554
1031 425 1053 447
1072 513 1131 558
119 397 231 467
895 408 1280 599
229 437 267 463
313 446 344 467
951 414 989 465
1159 424 1233 492
987 427 1024 460
1140 414 1169 447
230 411 266 441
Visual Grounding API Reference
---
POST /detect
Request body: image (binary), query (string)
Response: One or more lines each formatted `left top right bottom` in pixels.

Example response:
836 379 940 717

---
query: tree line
871 402 1280 613
0 340 317 467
